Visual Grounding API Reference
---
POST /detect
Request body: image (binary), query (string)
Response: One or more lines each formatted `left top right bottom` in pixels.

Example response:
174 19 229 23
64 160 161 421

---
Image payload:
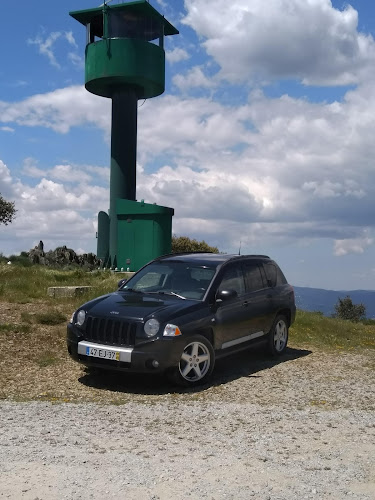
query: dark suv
67 253 295 386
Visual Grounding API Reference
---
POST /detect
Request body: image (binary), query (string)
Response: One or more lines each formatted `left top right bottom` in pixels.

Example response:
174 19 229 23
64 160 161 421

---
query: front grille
84 316 137 347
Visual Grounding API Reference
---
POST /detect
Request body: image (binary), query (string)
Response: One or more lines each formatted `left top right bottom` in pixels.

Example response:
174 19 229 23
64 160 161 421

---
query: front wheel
167 335 215 387
267 315 289 356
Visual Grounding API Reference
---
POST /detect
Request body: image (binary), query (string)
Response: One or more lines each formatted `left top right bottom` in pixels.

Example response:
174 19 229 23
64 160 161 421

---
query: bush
172 235 219 254
333 296 366 322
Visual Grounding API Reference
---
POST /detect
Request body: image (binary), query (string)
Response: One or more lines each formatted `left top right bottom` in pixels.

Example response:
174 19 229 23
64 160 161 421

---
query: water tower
70 0 178 270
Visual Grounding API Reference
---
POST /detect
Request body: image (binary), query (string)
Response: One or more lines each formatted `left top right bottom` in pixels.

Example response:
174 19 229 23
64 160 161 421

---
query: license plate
86 346 120 361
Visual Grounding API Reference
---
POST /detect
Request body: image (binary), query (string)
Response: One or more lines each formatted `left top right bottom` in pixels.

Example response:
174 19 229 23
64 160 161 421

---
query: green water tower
70 0 178 270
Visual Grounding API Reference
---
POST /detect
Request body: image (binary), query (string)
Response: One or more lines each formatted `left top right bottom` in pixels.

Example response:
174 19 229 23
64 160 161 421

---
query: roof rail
155 251 215 260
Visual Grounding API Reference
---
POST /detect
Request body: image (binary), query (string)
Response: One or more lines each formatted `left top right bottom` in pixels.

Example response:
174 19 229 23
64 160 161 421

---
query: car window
263 262 287 286
276 265 287 285
132 272 163 289
263 262 277 287
218 265 245 296
123 262 217 300
243 263 264 292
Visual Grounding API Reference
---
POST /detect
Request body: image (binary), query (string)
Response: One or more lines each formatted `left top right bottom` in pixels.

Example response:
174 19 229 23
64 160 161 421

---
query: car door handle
242 301 249 307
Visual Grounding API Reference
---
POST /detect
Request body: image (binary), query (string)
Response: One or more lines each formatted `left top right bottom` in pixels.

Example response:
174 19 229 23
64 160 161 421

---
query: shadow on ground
78 346 312 396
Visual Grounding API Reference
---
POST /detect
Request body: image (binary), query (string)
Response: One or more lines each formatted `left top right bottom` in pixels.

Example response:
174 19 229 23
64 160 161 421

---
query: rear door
242 260 274 336
262 260 294 321
213 260 271 349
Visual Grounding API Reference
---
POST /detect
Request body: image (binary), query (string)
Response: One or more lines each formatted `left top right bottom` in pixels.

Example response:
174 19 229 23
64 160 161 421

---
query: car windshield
121 261 217 300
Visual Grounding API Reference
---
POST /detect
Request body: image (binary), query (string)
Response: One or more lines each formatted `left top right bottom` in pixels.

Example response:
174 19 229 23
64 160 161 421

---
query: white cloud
334 237 373 256
0 158 109 256
183 0 375 86
0 86 110 134
2 78 375 258
64 31 77 48
0 126 14 133
166 47 190 63
48 165 92 184
28 31 62 69
173 65 214 91
0 160 13 196
28 31 80 70
67 52 84 68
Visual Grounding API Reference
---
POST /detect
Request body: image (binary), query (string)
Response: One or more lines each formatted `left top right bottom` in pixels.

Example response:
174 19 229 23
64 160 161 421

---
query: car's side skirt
221 331 265 349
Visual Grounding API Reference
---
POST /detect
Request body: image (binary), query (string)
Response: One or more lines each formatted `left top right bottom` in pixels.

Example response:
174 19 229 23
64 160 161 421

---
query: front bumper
67 324 185 373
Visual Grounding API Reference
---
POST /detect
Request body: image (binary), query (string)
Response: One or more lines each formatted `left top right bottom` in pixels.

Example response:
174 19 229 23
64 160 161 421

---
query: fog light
151 360 159 368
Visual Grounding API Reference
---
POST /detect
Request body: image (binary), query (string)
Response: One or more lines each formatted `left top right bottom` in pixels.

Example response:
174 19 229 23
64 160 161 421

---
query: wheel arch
194 327 214 348
276 309 291 327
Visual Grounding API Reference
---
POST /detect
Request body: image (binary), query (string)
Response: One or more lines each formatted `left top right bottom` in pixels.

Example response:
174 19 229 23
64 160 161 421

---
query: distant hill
294 287 375 319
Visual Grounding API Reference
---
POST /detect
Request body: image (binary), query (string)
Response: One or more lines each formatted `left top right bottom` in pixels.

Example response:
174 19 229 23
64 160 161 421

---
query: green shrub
333 296 366 322
0 323 31 334
35 352 59 368
36 310 67 325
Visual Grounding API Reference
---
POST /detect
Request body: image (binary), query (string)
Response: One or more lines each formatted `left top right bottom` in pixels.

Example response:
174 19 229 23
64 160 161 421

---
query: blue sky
1 0 375 290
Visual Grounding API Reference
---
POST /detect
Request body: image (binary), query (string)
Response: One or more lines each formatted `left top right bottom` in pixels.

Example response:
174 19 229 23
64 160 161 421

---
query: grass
0 323 31 334
0 263 120 304
1 262 374 353
36 310 68 325
290 309 375 351
35 352 60 368
0 263 374 403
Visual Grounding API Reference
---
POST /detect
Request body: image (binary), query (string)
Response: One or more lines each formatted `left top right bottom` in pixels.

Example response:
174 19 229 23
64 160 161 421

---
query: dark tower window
107 10 163 46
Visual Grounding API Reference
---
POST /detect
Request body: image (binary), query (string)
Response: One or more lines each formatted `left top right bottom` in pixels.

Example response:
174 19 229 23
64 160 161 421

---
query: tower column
109 88 138 267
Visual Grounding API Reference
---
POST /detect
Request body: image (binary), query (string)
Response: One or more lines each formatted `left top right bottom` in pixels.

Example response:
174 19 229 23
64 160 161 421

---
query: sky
1 0 375 291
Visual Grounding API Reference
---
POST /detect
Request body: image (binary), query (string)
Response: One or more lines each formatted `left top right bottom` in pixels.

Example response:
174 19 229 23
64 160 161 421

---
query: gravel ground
0 349 374 499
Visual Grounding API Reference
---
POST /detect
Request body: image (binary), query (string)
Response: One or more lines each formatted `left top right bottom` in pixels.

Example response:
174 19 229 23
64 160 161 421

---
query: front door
213 263 251 348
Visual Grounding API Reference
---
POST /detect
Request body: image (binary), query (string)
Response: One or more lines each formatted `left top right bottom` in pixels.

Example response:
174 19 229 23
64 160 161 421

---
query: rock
27 241 100 270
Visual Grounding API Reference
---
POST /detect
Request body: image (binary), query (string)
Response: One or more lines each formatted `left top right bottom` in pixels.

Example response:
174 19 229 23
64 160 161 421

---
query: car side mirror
216 289 238 303
118 278 127 289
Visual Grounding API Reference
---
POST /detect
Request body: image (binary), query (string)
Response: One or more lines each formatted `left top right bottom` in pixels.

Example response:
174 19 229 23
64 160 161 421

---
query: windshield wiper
158 291 186 300
123 288 144 294
149 291 186 300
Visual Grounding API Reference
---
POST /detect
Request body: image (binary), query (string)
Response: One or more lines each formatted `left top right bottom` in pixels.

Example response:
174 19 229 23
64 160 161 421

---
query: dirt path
0 348 374 499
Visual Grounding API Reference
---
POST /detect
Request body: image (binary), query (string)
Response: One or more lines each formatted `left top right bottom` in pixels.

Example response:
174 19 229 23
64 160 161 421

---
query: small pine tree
333 295 366 322
172 235 219 254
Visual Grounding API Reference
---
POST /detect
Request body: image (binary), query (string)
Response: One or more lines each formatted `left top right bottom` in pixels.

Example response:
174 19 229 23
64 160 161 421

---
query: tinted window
218 265 245 296
263 262 287 286
263 262 277 287
123 262 216 300
243 263 264 292
276 266 287 285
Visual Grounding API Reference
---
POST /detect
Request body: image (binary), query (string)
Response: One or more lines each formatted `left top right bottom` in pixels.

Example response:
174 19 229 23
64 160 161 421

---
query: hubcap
274 320 287 352
179 341 210 382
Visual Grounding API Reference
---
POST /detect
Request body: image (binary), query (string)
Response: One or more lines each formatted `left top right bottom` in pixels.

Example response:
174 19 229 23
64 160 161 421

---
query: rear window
263 262 287 287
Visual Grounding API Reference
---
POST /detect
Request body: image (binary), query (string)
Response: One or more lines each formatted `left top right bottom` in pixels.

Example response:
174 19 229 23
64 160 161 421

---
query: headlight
144 318 160 337
163 324 182 337
76 309 86 326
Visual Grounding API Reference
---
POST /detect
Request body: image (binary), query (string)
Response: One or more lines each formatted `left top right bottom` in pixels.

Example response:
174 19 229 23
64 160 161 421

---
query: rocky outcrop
27 241 100 270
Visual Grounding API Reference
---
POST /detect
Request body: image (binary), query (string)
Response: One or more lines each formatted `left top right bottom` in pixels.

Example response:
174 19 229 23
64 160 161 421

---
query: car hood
85 291 202 322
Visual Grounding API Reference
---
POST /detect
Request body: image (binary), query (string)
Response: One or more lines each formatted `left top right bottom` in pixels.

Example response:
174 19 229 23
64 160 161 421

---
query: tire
267 315 289 356
167 335 215 387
